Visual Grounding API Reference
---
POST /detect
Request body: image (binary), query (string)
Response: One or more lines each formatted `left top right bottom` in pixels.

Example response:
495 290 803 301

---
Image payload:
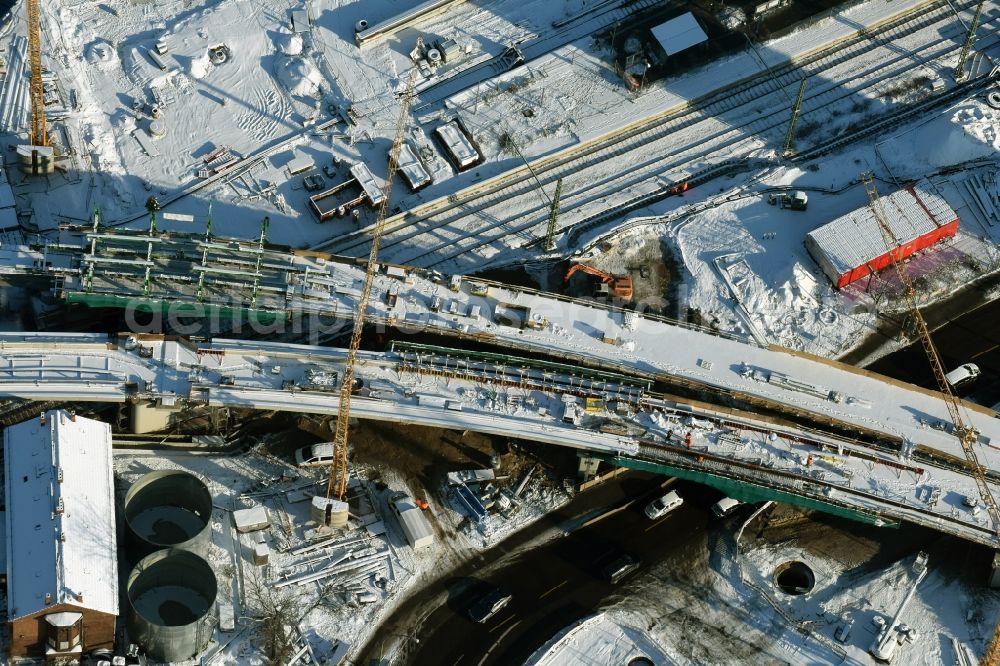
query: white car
644 490 683 519
294 442 334 467
711 497 741 518
945 363 980 388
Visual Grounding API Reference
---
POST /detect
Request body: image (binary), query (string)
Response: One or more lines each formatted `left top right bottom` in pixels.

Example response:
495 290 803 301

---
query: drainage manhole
628 659 655 666
773 560 815 595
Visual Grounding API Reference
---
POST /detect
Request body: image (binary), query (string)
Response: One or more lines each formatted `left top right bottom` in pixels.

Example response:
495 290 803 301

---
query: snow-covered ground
576 97 1000 360
602 504 1000 665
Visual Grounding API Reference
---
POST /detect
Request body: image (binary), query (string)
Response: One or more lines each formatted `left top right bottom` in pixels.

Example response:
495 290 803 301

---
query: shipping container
434 120 482 171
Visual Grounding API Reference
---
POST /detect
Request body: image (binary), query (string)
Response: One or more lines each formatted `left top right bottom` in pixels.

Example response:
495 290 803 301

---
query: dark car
601 552 640 583
467 587 512 623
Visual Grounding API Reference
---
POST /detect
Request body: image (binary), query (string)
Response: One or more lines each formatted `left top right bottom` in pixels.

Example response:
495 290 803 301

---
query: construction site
0 0 997 664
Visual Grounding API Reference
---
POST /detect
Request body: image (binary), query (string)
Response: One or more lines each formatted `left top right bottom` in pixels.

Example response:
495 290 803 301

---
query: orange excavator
564 263 634 301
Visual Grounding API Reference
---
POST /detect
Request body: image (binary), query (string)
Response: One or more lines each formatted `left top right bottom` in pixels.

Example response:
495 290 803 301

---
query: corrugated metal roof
350 162 385 205
436 122 478 167
805 180 956 275
395 142 431 189
4 410 118 620
651 12 709 56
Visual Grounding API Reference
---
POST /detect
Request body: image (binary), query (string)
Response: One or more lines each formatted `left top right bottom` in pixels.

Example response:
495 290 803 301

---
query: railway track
318 0 992 269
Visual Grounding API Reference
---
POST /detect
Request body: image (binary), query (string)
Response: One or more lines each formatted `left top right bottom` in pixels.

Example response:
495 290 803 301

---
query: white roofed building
4 410 118 661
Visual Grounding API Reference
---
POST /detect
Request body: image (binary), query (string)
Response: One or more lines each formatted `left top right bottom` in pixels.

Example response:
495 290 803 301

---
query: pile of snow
882 101 1000 172
188 51 213 79
276 56 322 97
85 40 118 68
274 31 303 56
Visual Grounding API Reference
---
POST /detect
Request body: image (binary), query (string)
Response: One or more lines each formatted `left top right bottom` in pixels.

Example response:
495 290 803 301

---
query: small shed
233 506 270 533
650 12 708 57
4 410 118 661
805 180 958 289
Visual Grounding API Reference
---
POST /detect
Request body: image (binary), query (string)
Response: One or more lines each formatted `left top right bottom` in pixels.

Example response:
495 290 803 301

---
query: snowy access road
318 0 1000 271
0 331 996 547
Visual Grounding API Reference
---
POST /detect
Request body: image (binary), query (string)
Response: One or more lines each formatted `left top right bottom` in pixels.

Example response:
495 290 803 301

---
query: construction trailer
805 180 958 289
434 119 482 171
308 162 386 221
390 494 434 549
392 141 432 192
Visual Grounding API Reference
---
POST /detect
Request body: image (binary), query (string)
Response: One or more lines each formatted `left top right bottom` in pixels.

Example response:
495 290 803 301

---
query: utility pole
782 78 807 156
249 217 268 310
954 0 985 82
143 197 160 297
544 178 563 251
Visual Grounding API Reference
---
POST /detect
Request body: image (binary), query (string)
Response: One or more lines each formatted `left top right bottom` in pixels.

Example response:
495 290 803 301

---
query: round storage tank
124 470 213 558
127 549 217 663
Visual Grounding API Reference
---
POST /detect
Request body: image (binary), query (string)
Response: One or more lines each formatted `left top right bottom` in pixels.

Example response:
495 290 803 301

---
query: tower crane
863 173 999 529
864 174 1000 666
27 0 46 147
325 70 418 503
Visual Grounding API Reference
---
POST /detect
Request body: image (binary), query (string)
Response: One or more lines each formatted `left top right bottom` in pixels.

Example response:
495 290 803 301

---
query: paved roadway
362 473 720 666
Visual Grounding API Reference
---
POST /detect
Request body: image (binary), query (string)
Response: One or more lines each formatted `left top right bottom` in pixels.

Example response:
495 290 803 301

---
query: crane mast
325 71 417 501
862 174 1000 532
27 0 46 147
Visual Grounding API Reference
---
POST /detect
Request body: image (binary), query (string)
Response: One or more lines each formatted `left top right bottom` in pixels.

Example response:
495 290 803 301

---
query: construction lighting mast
27 0 46 147
325 71 417 502
862 174 1000 533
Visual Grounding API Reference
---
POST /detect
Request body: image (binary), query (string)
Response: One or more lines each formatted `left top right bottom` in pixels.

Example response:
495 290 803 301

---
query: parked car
644 490 683 519
711 497 741 518
467 586 512 623
601 552 640 583
294 442 334 467
945 363 981 388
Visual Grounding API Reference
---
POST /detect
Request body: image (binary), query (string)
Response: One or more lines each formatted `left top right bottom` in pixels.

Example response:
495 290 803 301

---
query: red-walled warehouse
805 180 958 289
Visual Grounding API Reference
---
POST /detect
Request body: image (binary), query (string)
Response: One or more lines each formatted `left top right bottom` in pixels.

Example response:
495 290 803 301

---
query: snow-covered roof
350 163 386 205
4 410 118 620
650 13 708 56
435 122 479 167
805 180 957 276
395 142 432 190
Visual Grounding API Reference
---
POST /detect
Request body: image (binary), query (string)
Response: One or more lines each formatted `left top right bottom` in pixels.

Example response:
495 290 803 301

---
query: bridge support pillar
312 496 349 528
989 552 1000 589
130 400 179 434
577 455 600 482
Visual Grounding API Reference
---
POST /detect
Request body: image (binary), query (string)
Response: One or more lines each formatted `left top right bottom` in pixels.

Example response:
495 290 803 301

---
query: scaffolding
390 341 650 403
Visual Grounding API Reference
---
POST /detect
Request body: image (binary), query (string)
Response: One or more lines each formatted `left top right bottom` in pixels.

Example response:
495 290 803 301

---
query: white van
711 497 741 518
294 442 334 467
645 491 683 519
945 363 981 388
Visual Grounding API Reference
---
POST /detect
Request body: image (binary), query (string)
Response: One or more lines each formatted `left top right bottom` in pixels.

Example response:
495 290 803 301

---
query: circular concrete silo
127 549 218 663
124 470 213 558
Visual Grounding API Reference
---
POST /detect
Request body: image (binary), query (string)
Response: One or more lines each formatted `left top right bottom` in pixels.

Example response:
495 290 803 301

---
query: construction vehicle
767 190 808 210
564 263 634 301
863 173 1000 666
324 68 418 506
